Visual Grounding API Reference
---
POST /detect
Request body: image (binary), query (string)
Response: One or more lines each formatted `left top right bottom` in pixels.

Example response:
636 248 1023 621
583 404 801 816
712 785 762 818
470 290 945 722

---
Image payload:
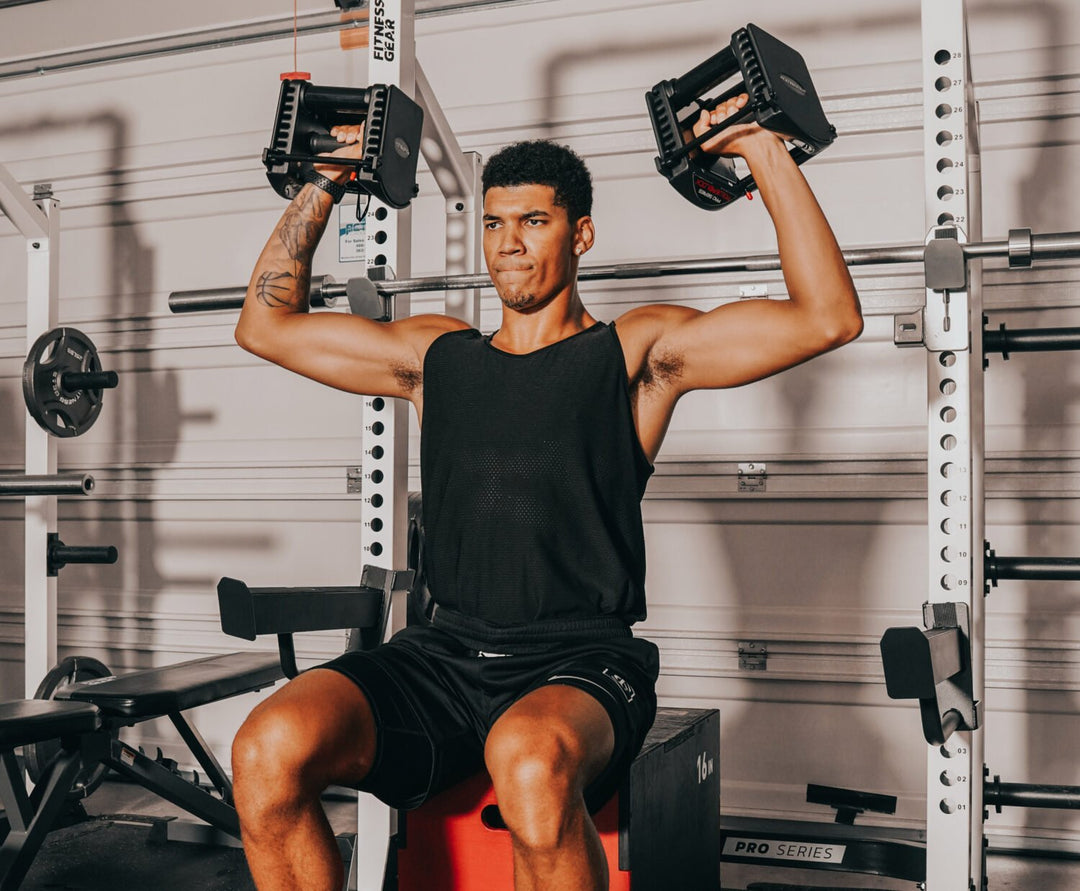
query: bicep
656 299 834 393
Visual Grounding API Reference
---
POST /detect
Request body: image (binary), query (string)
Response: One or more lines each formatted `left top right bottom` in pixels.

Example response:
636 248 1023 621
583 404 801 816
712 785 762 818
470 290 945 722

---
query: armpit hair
393 362 423 394
640 347 685 391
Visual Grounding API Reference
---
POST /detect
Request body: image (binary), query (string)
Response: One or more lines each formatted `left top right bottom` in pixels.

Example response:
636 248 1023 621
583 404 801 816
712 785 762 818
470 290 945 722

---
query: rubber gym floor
10 778 1078 891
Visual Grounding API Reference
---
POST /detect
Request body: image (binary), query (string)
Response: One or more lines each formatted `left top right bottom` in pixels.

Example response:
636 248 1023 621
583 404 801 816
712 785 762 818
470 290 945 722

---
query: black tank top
420 321 653 646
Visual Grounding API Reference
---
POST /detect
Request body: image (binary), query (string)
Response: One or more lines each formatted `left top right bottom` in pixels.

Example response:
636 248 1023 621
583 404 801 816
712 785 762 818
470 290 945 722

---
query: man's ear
574 215 595 256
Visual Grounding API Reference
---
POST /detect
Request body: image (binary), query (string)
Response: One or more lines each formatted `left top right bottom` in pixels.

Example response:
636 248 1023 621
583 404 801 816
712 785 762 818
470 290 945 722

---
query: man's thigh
485 636 660 813
319 626 487 810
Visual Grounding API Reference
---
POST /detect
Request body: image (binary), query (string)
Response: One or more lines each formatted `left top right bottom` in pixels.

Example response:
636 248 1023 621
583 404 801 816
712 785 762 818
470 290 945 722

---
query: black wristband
303 170 347 204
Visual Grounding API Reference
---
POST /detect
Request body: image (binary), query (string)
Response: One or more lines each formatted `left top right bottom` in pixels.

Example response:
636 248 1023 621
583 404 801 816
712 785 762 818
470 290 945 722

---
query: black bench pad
61 652 283 717
0 699 101 747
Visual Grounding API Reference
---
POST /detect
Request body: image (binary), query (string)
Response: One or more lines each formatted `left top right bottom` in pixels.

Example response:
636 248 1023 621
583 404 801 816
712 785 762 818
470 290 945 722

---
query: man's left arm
646 95 863 394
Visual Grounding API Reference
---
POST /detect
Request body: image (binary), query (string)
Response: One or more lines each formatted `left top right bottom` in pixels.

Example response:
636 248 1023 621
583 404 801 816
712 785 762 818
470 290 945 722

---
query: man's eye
484 221 501 230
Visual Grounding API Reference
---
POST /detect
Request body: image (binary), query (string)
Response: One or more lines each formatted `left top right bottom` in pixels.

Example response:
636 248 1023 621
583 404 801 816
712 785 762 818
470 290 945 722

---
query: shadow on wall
534 5 925 139
0 109 185 685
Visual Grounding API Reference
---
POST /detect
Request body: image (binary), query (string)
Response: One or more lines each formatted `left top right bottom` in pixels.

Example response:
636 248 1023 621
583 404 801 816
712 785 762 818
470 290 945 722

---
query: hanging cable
281 0 310 81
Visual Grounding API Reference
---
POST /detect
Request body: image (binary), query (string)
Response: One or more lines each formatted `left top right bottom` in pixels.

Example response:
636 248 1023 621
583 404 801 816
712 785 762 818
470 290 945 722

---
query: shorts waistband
430 605 632 654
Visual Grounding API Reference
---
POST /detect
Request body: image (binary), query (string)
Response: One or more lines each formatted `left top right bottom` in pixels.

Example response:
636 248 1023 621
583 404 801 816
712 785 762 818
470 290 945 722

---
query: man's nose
497 226 524 253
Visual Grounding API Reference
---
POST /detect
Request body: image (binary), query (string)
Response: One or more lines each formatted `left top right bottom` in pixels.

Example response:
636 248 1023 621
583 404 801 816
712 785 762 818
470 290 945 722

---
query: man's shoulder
400 313 474 356
613 304 697 350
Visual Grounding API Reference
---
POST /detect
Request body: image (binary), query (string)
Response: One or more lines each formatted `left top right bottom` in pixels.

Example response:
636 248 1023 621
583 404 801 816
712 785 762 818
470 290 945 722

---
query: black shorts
320 624 659 812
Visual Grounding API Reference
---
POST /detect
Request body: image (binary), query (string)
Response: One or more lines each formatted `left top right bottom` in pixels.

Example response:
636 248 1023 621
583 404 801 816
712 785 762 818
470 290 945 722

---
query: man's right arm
235 150 467 401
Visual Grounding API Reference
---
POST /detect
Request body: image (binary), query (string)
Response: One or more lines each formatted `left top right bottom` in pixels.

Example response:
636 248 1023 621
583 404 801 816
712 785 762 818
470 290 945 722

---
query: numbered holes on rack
366 396 390 558
941 406 957 423
940 352 956 368
370 206 390 262
934 49 952 66
941 434 957 451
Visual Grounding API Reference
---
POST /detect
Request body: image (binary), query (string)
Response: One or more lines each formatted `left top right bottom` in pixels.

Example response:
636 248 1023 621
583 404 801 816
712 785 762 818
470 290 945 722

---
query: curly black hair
481 139 593 222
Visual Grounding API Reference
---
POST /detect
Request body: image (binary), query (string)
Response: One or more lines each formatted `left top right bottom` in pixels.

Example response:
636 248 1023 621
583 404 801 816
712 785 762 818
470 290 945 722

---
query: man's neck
491 293 597 355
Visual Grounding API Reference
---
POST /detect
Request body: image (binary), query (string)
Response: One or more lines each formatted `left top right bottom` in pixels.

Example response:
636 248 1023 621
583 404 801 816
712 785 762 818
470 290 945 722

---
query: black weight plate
23 327 106 437
26 655 115 800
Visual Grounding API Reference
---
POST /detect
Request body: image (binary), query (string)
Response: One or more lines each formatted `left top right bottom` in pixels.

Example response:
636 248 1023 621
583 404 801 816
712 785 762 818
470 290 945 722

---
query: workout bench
0 565 405 891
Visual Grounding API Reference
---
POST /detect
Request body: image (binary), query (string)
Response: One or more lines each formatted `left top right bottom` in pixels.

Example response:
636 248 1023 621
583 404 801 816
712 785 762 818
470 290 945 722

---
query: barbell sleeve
0 473 95 496
61 370 119 392
168 274 338 313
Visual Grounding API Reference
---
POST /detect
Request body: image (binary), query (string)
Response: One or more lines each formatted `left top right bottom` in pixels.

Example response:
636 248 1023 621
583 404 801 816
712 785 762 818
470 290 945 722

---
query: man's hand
692 93 782 160
313 124 366 183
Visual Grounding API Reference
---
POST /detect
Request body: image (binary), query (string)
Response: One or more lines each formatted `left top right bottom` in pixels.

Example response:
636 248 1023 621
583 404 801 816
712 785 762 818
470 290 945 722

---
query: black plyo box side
622 707 720 889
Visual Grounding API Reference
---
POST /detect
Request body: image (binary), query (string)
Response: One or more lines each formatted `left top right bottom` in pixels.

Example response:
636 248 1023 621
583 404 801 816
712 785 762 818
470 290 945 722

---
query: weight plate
23 327 106 437
25 655 115 800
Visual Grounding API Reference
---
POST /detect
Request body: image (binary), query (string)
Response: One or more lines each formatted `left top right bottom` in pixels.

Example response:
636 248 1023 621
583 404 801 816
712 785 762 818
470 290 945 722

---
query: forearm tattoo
256 186 330 309
278 187 327 260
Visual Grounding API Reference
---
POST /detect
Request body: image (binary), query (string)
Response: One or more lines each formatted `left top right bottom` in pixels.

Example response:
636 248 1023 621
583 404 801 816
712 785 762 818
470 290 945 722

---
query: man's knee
485 720 589 847
233 703 322 816
232 672 377 814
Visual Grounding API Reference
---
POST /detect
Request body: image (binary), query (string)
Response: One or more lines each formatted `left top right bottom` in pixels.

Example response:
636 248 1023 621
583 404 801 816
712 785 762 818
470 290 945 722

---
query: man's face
482 184 588 311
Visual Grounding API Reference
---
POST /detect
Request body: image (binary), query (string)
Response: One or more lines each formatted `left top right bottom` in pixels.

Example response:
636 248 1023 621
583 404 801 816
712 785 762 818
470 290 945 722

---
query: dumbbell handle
310 134 348 154
60 370 118 392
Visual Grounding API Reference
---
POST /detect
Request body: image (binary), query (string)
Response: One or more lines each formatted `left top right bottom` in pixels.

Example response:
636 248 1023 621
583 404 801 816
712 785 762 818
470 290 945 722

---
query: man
230 92 861 891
